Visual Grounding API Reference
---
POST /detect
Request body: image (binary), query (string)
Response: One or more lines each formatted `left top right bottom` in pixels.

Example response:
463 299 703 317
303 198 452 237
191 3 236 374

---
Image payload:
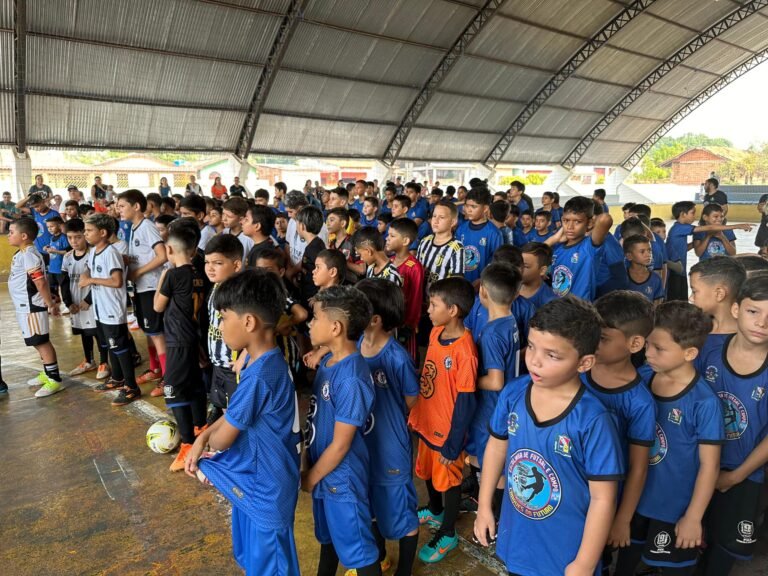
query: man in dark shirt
702 177 728 217
229 176 248 198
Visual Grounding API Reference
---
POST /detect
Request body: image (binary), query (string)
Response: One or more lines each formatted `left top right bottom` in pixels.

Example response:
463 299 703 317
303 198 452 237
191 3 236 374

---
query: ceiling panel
416 93 522 132
501 136 579 164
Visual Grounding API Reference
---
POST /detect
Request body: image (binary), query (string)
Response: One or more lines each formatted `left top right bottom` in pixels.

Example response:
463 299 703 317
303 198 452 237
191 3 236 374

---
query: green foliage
499 173 546 187
634 133 733 183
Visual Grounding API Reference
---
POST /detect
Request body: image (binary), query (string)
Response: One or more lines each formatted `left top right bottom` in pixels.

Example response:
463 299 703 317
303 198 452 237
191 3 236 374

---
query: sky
666 59 768 149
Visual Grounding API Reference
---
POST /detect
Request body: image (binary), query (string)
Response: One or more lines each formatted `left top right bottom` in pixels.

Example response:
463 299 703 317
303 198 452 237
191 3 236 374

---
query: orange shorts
414 439 464 492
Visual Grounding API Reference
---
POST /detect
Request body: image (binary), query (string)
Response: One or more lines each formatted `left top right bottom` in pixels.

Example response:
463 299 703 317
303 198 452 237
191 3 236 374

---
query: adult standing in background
229 176 248 198
702 177 728 217
755 193 768 254
159 177 171 198
91 176 107 203
211 176 226 200
186 175 202 196
28 174 53 200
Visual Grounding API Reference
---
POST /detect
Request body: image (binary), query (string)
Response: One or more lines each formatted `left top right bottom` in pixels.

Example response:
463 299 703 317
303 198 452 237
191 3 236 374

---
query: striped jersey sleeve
417 236 464 288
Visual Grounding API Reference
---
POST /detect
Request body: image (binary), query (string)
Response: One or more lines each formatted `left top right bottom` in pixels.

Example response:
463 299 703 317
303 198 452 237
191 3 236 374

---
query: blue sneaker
417 506 444 528
418 532 458 563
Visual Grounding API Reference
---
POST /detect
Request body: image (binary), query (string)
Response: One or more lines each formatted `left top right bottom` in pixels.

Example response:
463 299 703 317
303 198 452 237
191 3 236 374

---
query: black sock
440 485 461 535
468 464 481 497
128 334 139 358
395 534 418 576
492 488 504 521
43 362 61 383
426 479 444 515
172 405 195 444
191 396 207 428
317 543 339 576
81 333 94 364
356 562 381 576
701 545 736 576
99 344 109 364
614 542 643 576
109 349 124 381
372 521 386 563
114 350 137 390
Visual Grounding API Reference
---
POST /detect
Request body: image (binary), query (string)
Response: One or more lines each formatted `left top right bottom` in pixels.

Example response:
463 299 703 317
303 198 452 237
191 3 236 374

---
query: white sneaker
69 361 96 376
127 313 136 323
27 372 45 386
96 363 111 379
34 376 64 398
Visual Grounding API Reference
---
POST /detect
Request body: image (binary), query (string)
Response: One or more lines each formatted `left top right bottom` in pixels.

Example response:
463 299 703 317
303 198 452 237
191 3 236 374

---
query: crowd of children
4 176 768 576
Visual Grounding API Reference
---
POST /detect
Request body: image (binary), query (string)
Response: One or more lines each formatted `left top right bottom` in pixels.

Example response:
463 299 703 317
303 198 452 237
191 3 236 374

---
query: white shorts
71 307 97 332
16 311 50 346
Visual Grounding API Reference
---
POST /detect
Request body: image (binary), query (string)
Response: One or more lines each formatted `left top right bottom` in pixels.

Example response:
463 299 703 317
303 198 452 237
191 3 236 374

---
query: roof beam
234 0 308 159
483 0 658 168
561 0 768 169
621 47 768 170
13 0 27 154
22 89 248 113
381 0 505 167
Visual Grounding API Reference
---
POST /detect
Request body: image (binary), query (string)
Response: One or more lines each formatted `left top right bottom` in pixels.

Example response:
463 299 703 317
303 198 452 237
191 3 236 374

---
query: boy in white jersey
118 189 168 395
83 214 141 405
8 218 64 397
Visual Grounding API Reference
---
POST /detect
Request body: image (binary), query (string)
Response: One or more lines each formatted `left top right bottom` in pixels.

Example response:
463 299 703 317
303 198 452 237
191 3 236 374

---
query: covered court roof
2 0 768 169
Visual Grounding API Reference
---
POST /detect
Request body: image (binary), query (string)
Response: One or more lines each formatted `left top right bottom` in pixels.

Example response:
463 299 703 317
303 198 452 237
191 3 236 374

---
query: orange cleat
136 369 162 385
170 443 193 472
150 381 164 397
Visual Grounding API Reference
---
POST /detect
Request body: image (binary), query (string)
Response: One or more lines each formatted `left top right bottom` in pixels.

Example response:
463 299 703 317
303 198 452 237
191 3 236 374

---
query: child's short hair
204 233 244 261
86 213 116 234
363 196 379 209
552 192 560 204
521 242 552 268
167 220 199 253
595 290 653 338
46 215 64 225
170 216 201 244
254 188 270 202
355 278 404 332
317 249 346 282
146 192 161 206
593 188 606 200
347 208 361 224
247 204 276 236
738 274 768 303
155 214 177 227
118 189 147 212
619 217 647 239
160 196 176 213
431 188 445 199
392 194 412 210
222 197 248 217
255 247 287 270
12 217 39 239
622 202 636 213
529 296 603 357
623 234 650 255
507 203 520 217
64 199 79 209
735 254 768 276
520 209 534 219
180 195 206 215
653 301 712 351
489 200 510 222
466 187 492 206
433 199 458 219
592 201 604 216
428 277 475 319
377 213 393 226
296 205 324 235
389 218 418 245
481 262 521 307
542 191 555 202
563 196 595 218
690 256 746 299
352 226 384 251
650 217 666 230
214 269 285 328
405 182 422 195
535 210 551 222
491 244 523 270
672 201 696 219
327 207 349 226
632 204 652 219
275 211 288 221
331 187 349 202
64 218 85 233
312 285 372 341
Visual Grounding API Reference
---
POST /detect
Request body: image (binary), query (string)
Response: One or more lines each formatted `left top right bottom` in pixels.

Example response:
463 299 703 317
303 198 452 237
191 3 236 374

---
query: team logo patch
719 391 748 440
374 369 388 388
508 449 561 520
304 395 317 447
321 382 331 402
464 245 480 272
108 337 116 348
737 520 756 544
554 435 572 458
134 239 140 246
650 531 671 555
163 383 174 398
704 365 719 384
363 413 375 436
668 408 682 425
507 412 519 436
96 265 103 273
444 356 452 370
479 237 487 246
752 386 765 402
570 252 579 264
420 360 437 399
551 265 573 297
649 423 668 466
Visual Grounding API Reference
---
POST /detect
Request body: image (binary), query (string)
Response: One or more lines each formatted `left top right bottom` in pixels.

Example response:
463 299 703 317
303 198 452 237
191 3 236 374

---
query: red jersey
394 254 424 330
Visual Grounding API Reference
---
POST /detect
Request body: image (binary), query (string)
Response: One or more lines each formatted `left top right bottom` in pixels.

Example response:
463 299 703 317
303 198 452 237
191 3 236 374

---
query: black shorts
209 364 238 409
96 322 130 352
72 326 98 337
163 346 205 407
631 513 699 569
706 477 762 560
133 291 164 335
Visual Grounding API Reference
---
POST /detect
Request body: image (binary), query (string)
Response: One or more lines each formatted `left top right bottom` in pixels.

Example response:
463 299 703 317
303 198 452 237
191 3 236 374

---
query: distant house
660 146 749 185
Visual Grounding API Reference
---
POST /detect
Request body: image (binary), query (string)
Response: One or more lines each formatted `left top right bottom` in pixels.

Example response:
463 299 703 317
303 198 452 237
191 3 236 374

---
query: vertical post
14 0 27 155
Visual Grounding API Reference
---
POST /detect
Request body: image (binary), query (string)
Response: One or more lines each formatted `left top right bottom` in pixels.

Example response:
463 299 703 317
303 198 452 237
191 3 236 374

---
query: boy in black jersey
154 222 208 471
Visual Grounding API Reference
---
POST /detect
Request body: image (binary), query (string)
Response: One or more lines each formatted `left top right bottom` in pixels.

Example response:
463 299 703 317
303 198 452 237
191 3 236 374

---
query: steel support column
13 0 26 154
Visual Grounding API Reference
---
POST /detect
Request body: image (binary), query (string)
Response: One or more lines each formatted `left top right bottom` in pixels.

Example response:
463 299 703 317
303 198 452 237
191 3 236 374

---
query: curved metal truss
234 0 308 160
482 0 657 169
380 0 504 167
561 0 768 169
621 48 768 170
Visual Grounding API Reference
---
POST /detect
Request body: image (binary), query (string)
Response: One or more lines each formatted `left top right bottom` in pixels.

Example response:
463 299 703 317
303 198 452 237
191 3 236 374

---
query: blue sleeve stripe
699 439 726 445
586 474 624 481
628 438 654 447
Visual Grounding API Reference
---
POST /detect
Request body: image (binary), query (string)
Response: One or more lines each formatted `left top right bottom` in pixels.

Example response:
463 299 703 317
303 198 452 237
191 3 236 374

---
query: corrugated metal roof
399 128 499 162
501 136 580 164
576 47 662 86
580 140 640 165
0 92 13 144
439 56 552 103
520 107 604 139
622 91 689 120
605 13 695 59
599 115 660 142
0 0 11 29
718 7 768 52
647 0 739 33
683 41 753 75
652 66 719 98
416 93 523 133
498 0 621 37
0 31 12 90
546 77 627 112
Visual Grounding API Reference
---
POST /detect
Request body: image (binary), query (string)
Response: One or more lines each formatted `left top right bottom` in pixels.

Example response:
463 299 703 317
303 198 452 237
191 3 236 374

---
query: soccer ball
146 420 180 454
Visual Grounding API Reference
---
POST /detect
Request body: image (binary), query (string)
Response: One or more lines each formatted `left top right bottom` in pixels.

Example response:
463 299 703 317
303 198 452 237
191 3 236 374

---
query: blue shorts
313 498 379 569
466 421 490 467
370 482 419 540
231 507 300 576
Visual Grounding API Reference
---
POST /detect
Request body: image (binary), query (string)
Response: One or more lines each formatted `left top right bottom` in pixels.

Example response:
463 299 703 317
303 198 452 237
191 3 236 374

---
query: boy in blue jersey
624 235 664 304
699 277 768 575
693 204 737 260
302 286 382 576
489 200 514 245
527 210 554 243
474 297 624 576
355 279 420 576
587 292 656 571
186 270 301 576
456 187 503 287
520 242 556 309
616 302 723 575
546 196 613 301
405 182 428 227
44 216 69 304
465 263 521 519
16 193 60 260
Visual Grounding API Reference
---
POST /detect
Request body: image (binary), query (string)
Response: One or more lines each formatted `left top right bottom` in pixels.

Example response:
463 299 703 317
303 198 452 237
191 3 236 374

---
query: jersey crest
508 449 562 520
649 423 668 465
718 391 748 440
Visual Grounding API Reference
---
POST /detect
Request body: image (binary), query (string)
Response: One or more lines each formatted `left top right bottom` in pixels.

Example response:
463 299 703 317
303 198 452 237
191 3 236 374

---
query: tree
633 133 733 183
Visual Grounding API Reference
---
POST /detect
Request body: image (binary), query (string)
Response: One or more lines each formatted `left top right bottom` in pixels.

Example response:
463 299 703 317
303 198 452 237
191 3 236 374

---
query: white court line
114 454 140 488
92 459 115 501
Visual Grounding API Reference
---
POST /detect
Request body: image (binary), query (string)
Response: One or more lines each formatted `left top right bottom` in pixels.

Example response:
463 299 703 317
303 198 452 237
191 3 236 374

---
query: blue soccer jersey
489 378 624 576
306 352 375 502
47 234 70 275
700 334 768 483
199 348 301 529
627 269 665 302
523 283 556 310
650 232 667 273
665 222 695 274
695 332 731 375
692 229 736 260
31 208 60 253
549 207 562 232
358 337 419 485
456 220 503 284
551 236 601 300
465 295 535 350
597 233 629 296
637 374 724 523
407 197 429 223
117 219 133 244
512 227 528 247
526 229 554 243
467 316 520 462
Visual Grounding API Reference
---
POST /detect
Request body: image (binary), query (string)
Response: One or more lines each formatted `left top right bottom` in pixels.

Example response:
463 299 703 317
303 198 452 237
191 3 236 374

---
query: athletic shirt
127 219 164 293
489 379 624 576
416 235 464 289
31 208 59 253
596 233 629 295
456 220 503 284
199 348 301 529
198 225 216 251
465 295 535 353
360 214 377 228
408 327 477 449
695 332 732 374
651 232 667 272
223 229 254 266
159 264 206 347
700 334 768 483
286 219 329 266
358 337 419 486
46 234 70 274
637 373 724 523
117 220 132 244
665 222 695 272
551 236 601 300
207 284 234 368
627 269 665 302
395 255 424 329
9 245 47 312
305 352 375 502
523 283 556 310
692 229 736 260
62 250 96 330
526 229 554 243
407 197 429 223
89 244 127 325
365 261 402 286
549 207 562 231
